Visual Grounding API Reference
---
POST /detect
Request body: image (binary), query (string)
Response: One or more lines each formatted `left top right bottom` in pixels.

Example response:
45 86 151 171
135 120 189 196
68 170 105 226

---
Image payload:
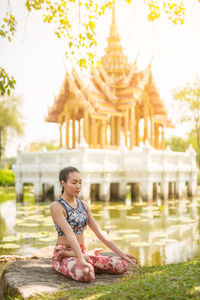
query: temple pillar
100 121 106 149
135 106 140 146
105 122 108 146
169 182 174 197
188 176 196 197
140 181 153 203
83 111 88 143
161 125 165 150
79 182 91 201
34 180 43 202
143 94 149 142
118 181 127 201
111 116 115 145
160 181 169 200
99 182 110 201
65 114 69 149
130 107 135 149
154 123 159 149
175 179 186 199
150 108 154 146
95 119 99 148
99 121 103 148
15 179 24 202
124 109 128 147
78 119 81 144
116 116 121 146
90 117 97 148
59 123 63 148
54 182 61 199
72 112 76 148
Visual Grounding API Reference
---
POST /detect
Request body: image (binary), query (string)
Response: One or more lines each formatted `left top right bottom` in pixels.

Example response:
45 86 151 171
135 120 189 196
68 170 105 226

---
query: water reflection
0 200 16 232
0 188 200 268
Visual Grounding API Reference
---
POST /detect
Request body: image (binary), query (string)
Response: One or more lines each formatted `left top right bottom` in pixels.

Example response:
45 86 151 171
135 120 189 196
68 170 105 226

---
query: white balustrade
13 144 198 202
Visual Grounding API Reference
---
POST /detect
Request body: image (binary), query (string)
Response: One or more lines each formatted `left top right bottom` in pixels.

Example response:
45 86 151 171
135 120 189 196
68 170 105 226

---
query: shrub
0 169 15 186
197 169 200 186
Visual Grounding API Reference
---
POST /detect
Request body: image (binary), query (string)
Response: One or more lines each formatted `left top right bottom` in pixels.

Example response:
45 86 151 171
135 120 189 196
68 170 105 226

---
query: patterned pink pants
52 244 129 282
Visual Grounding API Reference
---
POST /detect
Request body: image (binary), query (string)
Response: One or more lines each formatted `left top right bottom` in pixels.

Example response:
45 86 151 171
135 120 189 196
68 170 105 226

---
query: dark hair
59 166 80 194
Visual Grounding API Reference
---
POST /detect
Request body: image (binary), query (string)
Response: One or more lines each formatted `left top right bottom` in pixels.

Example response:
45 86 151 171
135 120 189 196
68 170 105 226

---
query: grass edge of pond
17 257 200 300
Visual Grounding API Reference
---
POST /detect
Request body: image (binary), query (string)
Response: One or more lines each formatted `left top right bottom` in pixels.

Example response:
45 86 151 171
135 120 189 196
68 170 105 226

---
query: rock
0 248 129 299
25 246 54 259
0 255 25 264
0 257 127 299
0 247 54 265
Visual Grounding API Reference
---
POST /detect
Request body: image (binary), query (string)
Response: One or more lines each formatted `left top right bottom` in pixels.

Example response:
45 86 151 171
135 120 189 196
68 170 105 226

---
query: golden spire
112 0 116 24
101 0 129 79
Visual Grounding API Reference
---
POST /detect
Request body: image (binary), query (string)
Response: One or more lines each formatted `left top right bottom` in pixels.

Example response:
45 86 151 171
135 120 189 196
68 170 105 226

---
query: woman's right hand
80 260 95 281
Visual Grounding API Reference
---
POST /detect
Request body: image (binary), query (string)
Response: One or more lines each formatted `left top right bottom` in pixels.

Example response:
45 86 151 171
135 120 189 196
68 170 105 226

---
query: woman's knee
111 258 129 274
61 258 95 282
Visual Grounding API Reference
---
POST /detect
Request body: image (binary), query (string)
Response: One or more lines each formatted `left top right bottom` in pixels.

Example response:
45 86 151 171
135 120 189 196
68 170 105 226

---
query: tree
27 141 59 151
165 136 190 152
0 95 24 161
0 0 189 95
173 78 200 166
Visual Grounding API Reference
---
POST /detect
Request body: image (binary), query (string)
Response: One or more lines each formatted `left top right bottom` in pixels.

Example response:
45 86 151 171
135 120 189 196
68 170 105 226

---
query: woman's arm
83 201 139 270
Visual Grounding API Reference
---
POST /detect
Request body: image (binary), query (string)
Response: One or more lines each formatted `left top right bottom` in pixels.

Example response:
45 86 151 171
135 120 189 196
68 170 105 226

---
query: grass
13 257 199 300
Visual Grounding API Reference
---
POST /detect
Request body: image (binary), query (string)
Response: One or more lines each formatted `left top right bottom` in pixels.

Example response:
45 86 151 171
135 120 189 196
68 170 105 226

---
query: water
0 186 200 270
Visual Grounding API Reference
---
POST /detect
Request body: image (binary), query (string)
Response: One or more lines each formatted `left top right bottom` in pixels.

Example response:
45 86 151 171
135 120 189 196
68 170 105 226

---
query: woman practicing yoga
51 166 139 282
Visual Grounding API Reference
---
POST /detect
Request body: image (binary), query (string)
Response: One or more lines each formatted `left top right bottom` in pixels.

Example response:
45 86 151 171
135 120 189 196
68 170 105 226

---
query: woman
51 166 139 282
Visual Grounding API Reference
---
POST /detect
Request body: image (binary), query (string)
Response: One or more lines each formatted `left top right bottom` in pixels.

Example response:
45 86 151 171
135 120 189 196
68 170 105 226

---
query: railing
13 142 197 177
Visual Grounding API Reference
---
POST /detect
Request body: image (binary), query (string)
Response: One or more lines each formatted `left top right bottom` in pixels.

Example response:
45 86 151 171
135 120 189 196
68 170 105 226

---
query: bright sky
1 0 200 157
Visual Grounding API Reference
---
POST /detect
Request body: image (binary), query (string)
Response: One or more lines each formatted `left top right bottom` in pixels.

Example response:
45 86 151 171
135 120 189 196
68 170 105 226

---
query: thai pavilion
13 3 197 202
46 4 172 151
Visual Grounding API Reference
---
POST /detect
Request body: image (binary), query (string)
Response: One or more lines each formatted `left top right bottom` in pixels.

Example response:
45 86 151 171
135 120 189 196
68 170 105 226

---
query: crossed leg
52 249 129 282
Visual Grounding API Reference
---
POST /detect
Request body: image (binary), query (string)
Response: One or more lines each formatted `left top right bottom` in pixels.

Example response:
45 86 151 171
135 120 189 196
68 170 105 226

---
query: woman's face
62 172 82 197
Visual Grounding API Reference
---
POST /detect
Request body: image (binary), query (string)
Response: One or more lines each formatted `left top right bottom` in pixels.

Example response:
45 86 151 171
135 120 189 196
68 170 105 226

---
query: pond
0 186 200 272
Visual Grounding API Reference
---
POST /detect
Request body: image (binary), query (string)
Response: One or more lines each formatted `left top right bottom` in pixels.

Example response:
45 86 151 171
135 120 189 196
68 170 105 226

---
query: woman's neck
61 192 75 203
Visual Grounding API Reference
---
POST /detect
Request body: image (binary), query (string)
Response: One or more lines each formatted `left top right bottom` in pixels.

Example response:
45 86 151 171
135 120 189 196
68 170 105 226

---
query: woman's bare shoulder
81 200 90 211
50 200 62 211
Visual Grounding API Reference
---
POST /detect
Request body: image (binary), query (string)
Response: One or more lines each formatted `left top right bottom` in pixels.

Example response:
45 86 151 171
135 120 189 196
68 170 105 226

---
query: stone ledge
0 249 127 299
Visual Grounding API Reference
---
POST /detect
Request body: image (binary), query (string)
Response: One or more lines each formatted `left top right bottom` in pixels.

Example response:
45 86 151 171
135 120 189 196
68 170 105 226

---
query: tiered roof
46 1 172 128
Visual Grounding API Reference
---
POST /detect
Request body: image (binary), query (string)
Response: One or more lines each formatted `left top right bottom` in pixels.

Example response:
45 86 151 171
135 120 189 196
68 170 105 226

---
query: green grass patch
25 258 200 300
0 169 15 186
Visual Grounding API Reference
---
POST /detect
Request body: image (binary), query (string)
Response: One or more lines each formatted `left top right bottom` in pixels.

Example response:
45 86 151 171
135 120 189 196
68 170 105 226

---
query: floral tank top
54 197 88 235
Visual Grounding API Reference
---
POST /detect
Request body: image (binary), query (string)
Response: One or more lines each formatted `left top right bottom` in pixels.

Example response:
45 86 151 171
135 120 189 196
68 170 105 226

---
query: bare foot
57 251 64 262
89 248 104 256
84 253 90 262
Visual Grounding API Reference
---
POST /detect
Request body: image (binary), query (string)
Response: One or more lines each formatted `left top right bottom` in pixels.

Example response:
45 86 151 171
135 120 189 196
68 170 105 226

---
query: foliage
28 140 60 151
0 0 192 95
28 258 200 300
0 12 17 96
0 157 16 169
24 0 186 68
0 169 15 186
165 136 190 152
0 95 24 161
0 67 16 96
173 78 200 166
197 168 200 185
0 12 17 41
166 131 200 165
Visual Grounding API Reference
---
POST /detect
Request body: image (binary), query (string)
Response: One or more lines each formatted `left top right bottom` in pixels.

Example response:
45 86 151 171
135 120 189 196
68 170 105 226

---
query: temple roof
46 1 172 129
101 1 129 78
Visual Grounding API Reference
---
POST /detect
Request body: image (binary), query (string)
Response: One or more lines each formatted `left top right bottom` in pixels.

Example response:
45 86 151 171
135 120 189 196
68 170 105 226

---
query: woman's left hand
120 253 140 271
